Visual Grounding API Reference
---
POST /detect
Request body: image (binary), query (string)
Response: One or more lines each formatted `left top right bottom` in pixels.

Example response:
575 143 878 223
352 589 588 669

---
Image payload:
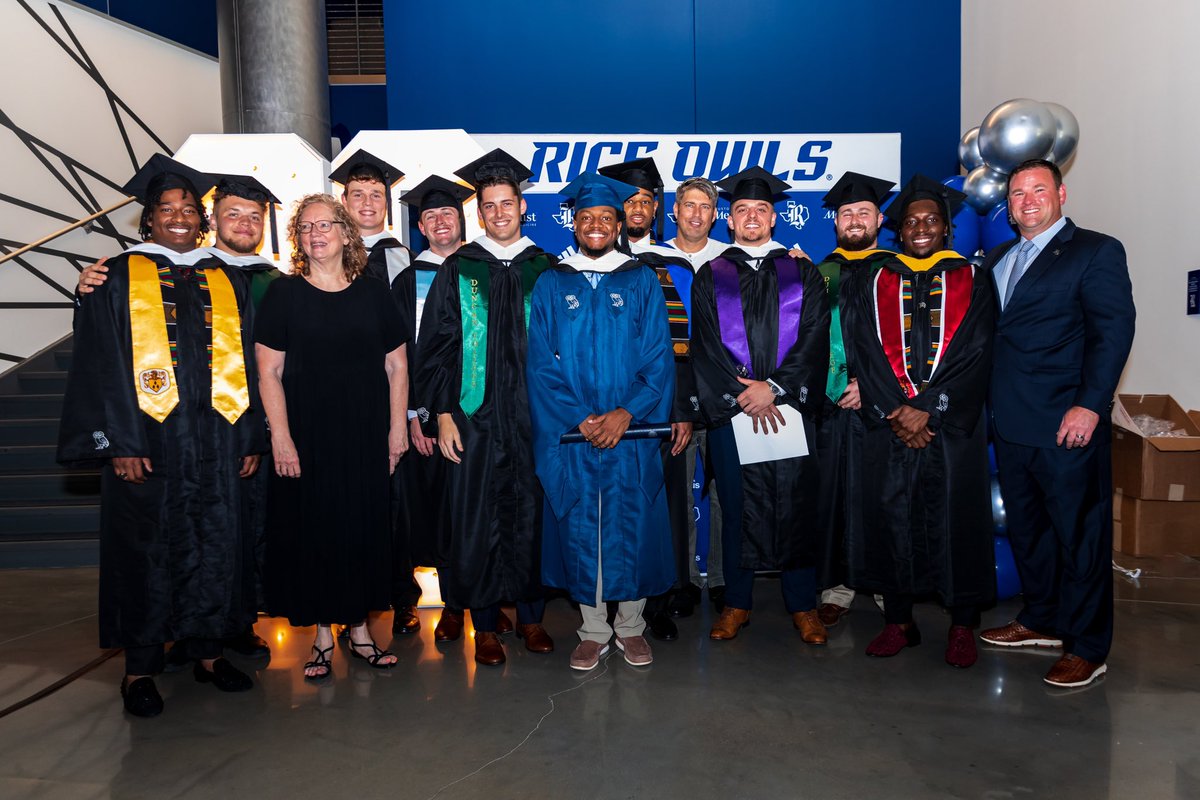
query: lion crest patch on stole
139 368 171 395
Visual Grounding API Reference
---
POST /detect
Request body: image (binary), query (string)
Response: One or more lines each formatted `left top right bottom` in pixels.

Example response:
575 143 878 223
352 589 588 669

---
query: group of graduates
59 143 1134 719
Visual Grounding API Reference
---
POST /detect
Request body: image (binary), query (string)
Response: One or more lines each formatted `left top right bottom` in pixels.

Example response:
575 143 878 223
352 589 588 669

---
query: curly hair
286 193 367 281
137 178 210 244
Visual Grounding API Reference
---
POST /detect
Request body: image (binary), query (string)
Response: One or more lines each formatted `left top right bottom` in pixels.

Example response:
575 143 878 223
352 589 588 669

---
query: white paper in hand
730 404 808 465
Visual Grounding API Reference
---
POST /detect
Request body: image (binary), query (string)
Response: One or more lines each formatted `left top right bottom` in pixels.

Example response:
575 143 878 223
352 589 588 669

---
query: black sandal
303 644 333 680
347 639 397 669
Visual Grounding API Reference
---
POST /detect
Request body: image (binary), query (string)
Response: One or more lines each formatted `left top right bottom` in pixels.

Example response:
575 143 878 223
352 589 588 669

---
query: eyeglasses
297 220 344 234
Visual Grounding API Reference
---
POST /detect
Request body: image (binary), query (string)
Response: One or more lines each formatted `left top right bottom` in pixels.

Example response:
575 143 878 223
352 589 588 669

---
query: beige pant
577 500 646 643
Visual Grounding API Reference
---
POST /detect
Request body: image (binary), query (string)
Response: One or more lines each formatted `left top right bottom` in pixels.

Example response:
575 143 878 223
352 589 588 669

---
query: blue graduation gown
527 258 676 604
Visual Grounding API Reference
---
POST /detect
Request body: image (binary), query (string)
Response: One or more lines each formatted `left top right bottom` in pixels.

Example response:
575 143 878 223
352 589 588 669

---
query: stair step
15 370 68 394
0 419 61 447
0 538 99 569
0 504 100 537
0 394 64 417
0 473 100 503
53 349 73 371
0 445 62 472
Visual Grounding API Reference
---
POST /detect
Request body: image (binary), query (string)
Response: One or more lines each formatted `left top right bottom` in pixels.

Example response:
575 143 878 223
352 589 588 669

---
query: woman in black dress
255 194 409 679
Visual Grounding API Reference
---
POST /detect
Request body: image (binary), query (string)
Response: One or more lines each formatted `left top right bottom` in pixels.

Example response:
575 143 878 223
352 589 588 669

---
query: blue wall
75 0 218 56
385 0 961 180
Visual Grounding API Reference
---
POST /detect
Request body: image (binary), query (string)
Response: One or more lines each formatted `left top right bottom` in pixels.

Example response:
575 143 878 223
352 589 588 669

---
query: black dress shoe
225 627 270 657
162 641 191 673
646 610 678 641
392 605 421 635
194 658 253 692
668 587 699 618
709 585 726 613
121 677 163 718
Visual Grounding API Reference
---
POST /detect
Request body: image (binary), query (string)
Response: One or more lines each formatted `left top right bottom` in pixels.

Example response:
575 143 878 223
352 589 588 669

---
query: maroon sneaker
865 623 921 657
945 625 978 668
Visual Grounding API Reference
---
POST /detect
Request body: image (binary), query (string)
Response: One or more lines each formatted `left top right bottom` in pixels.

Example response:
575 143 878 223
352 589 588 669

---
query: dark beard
836 229 874 251
626 223 650 240
580 243 616 259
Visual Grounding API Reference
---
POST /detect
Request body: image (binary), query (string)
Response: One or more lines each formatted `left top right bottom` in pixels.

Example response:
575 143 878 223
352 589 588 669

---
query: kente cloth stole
872 264 974 399
655 265 690 359
127 255 248 423
456 254 552 417
710 256 803 379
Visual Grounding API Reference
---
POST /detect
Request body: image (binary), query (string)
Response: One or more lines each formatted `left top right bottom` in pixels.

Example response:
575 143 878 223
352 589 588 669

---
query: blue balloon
990 476 1007 535
994 536 1022 600
943 176 981 258
981 202 1016 253
987 442 998 475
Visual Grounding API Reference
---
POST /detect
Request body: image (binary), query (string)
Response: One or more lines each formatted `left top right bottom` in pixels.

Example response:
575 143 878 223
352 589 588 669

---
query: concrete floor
0 558 1197 800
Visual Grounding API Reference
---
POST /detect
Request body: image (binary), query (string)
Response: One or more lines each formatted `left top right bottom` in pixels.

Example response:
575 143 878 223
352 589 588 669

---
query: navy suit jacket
985 218 1135 448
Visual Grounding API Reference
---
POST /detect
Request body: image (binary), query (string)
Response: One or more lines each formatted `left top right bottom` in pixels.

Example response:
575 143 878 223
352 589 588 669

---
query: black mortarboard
400 175 475 242
599 157 666 241
716 166 791 205
122 153 215 207
883 174 967 226
454 148 533 190
213 173 283 259
329 149 405 229
822 171 895 211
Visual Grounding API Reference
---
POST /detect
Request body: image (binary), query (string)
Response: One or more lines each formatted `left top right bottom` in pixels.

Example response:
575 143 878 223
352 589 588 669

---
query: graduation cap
400 175 475 243
716 166 791 205
454 148 533 190
329 149 405 229
122 153 215 207
599 157 666 241
212 173 283 260
560 172 639 218
822 171 895 211
883 174 967 226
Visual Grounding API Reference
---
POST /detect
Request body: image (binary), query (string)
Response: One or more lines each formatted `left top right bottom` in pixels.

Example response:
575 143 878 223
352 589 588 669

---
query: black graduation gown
814 249 893 590
363 234 415 307
841 252 996 607
57 250 265 648
413 241 554 609
392 259 447 569
689 246 830 570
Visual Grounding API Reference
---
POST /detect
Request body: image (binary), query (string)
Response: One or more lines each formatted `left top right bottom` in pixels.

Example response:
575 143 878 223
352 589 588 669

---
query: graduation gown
392 251 446 568
363 231 415 306
527 252 676 604
690 244 830 570
841 251 996 607
413 238 553 609
57 245 265 648
814 248 893 590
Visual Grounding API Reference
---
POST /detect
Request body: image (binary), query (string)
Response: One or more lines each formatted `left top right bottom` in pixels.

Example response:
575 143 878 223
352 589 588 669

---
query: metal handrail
0 197 135 265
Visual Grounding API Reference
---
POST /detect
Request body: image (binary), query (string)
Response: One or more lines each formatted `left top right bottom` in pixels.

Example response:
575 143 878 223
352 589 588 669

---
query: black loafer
121 677 164 718
194 658 253 692
668 587 699 618
225 627 270 658
162 641 191 673
646 610 679 641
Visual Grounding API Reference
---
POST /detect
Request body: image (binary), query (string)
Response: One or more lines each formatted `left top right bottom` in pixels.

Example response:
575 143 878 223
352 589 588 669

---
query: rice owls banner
473 133 901 260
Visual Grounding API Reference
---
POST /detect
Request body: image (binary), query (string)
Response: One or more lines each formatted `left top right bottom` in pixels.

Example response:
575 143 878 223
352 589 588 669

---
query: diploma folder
730 405 809 464
560 423 673 443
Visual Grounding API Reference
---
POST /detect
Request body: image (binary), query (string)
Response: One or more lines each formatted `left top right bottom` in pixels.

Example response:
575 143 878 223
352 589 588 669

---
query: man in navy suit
979 159 1135 689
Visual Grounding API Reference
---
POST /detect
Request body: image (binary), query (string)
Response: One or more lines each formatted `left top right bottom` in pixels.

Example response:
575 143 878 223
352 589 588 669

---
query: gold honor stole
456 254 552 417
872 252 973 399
127 255 249 423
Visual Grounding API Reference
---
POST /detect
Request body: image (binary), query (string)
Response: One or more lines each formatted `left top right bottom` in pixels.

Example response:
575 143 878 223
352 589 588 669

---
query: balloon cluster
945 99 1079 258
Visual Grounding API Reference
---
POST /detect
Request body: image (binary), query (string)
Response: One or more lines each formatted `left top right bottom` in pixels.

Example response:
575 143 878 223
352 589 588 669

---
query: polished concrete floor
0 557 1197 800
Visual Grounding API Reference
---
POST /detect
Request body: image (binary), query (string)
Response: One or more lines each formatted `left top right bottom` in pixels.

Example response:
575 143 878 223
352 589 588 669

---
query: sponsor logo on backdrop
780 201 810 231
553 204 574 229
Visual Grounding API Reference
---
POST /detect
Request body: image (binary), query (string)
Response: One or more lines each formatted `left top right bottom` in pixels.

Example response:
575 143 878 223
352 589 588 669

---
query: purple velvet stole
711 255 804 379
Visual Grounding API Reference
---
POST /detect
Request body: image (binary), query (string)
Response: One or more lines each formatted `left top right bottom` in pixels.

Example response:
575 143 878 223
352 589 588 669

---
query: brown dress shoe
979 620 1062 648
792 611 828 645
495 610 514 635
516 623 554 653
1044 654 1107 688
392 605 421 635
817 603 849 627
434 610 464 642
473 631 506 666
709 607 751 640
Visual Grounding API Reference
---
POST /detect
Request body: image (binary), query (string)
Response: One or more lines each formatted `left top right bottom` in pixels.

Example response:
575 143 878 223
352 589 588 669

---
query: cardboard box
1113 492 1200 556
1111 394 1200 501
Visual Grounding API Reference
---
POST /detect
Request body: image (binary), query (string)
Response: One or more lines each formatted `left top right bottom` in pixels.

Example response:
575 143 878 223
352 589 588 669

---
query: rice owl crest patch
139 368 171 396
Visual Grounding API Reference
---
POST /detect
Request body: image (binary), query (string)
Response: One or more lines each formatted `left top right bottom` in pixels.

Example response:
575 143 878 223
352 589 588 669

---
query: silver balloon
1043 101 1080 165
958 126 984 171
964 165 1009 212
977 99 1056 172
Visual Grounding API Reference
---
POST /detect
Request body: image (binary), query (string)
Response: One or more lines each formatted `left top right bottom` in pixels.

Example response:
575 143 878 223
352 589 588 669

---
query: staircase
0 335 100 568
